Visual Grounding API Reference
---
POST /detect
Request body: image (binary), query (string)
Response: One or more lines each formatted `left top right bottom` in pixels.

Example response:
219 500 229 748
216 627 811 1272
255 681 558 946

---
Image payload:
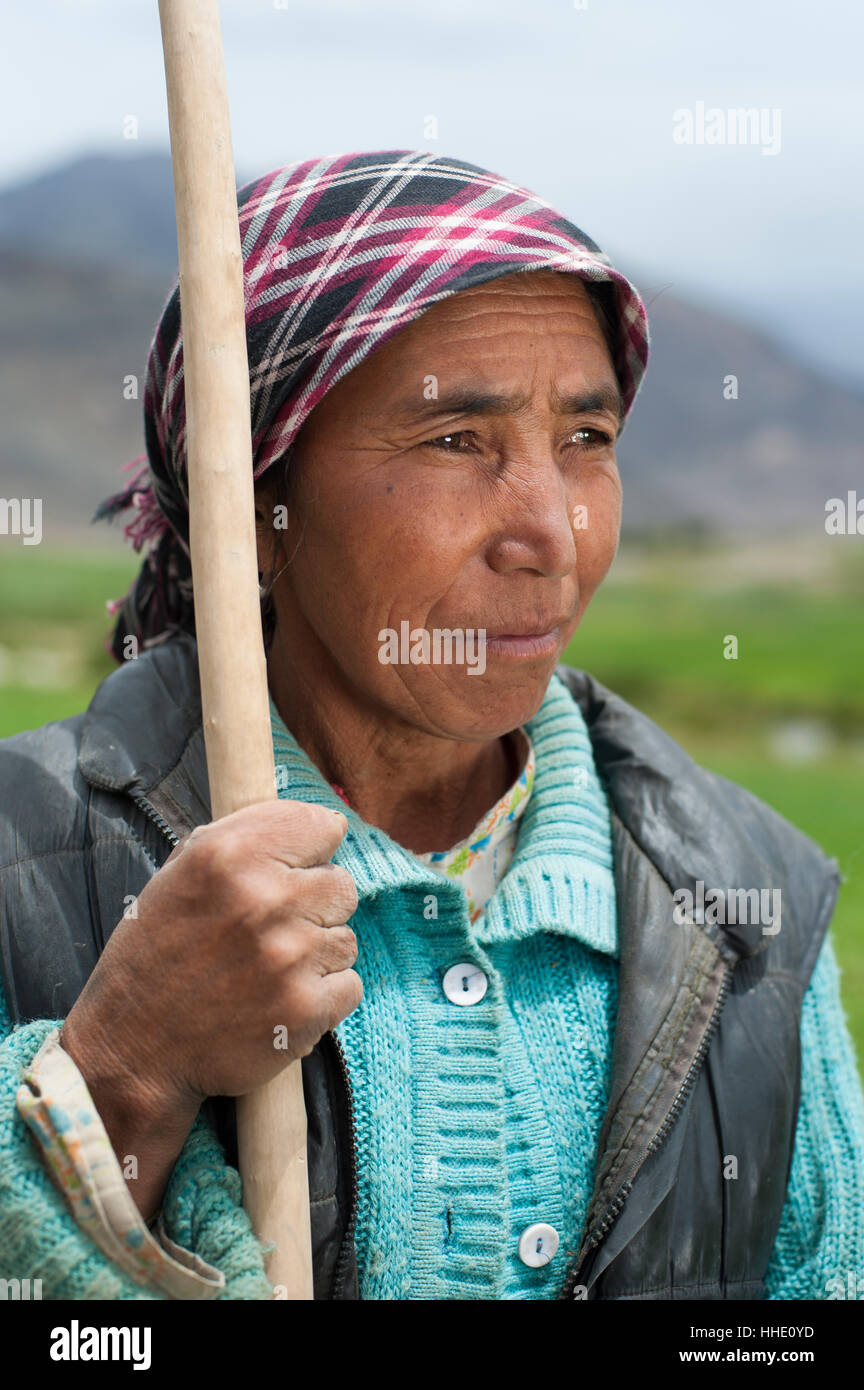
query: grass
1 539 862 1072
565 540 864 1070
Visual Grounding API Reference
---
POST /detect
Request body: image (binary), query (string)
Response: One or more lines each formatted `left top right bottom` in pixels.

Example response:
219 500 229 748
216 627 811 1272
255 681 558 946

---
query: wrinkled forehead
380 267 620 364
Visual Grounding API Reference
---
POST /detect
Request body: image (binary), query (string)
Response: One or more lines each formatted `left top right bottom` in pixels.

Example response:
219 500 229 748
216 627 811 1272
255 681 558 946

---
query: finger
287 864 358 926
252 798 348 867
273 800 349 866
317 968 363 1030
310 925 359 976
201 799 349 870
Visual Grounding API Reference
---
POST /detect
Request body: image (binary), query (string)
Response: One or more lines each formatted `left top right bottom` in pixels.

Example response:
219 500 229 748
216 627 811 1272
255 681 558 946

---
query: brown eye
426 431 476 452
567 427 613 448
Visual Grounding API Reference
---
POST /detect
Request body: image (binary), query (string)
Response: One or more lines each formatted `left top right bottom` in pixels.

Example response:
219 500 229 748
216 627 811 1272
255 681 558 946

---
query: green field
1 540 862 1071
565 539 864 1069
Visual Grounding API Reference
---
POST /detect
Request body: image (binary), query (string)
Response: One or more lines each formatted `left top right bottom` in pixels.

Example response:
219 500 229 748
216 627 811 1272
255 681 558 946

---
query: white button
442 962 488 1006
518 1223 560 1268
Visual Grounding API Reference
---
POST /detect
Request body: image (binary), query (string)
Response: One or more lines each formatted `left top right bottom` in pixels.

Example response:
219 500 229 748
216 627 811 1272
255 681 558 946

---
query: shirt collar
417 727 535 869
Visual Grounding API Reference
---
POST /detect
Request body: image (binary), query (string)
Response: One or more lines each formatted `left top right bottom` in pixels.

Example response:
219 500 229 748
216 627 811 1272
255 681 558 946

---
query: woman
0 151 861 1301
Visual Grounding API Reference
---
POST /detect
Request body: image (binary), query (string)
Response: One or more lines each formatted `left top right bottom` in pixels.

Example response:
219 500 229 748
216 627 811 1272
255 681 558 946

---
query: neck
267 640 516 855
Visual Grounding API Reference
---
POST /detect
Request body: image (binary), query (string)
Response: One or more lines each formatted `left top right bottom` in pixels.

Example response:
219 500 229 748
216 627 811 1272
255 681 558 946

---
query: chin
420 662 558 740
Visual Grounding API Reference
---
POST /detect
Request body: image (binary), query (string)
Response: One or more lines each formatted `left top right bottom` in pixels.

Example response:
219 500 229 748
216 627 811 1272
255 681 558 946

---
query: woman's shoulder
557 660 835 855
0 636 199 870
556 662 840 981
0 710 90 868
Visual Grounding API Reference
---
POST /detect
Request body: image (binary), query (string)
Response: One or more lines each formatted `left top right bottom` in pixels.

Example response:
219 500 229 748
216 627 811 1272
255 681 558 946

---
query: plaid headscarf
97 150 650 660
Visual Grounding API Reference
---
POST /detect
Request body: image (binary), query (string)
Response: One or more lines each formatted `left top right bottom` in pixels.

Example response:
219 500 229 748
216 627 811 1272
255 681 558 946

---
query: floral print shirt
416 728 535 922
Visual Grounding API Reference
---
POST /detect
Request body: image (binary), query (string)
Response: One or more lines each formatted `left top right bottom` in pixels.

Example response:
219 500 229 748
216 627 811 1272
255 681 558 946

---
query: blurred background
0 0 862 1064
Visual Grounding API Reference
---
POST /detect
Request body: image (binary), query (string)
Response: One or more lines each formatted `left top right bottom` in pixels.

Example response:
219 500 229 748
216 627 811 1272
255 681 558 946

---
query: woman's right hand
60 799 361 1184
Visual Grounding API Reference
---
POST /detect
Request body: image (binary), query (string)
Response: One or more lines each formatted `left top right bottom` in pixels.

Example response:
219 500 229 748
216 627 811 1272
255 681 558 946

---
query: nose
484 446 579 580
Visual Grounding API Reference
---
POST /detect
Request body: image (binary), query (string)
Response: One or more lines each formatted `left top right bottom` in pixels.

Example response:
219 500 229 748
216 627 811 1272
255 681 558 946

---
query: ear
253 479 282 577
253 478 271 528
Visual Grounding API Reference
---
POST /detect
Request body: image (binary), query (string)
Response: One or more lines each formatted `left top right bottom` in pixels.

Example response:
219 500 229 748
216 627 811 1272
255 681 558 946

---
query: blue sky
2 0 861 382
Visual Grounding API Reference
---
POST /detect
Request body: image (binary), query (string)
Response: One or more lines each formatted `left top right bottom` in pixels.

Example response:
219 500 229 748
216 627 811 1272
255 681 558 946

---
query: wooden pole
157 0 313 1299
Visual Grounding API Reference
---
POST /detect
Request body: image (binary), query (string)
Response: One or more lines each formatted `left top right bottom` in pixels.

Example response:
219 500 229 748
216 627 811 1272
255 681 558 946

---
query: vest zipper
127 789 181 848
126 787 360 1299
327 1028 360 1299
560 959 734 1299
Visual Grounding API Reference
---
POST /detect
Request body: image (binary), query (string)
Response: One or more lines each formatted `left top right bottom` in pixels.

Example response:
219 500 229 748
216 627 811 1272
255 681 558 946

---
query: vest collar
77 633 211 836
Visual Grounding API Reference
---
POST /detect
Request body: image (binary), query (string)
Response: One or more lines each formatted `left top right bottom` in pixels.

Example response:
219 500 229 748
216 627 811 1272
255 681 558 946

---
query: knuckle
278 871 306 912
262 925 308 973
215 834 254 879
330 925 358 966
329 867 359 917
184 823 245 884
183 824 209 850
246 879 289 922
224 869 271 925
173 825 212 875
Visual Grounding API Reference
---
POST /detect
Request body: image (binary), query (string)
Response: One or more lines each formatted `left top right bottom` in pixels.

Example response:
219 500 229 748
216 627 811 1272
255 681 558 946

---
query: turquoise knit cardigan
1 673 862 1297
271 672 620 1299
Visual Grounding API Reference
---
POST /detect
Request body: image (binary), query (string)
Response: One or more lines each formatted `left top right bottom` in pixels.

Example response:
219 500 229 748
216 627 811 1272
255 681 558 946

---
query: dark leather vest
0 636 838 1299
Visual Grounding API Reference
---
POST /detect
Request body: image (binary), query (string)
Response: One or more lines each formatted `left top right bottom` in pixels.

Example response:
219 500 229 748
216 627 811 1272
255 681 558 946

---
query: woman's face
261 269 623 741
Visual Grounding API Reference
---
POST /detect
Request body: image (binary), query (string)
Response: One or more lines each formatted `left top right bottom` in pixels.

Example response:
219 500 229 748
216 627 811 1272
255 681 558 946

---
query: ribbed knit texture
764 936 864 1298
0 672 862 1297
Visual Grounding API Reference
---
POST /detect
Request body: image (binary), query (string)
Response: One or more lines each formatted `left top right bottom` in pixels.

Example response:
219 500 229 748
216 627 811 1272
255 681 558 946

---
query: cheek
306 460 474 575
285 461 471 635
573 473 621 587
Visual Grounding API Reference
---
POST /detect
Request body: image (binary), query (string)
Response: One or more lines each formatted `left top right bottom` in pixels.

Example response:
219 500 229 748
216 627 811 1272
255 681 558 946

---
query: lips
485 626 561 640
483 628 563 660
483 617 573 640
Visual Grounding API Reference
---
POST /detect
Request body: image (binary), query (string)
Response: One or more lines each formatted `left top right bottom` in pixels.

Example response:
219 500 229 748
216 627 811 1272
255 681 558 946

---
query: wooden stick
157 0 313 1299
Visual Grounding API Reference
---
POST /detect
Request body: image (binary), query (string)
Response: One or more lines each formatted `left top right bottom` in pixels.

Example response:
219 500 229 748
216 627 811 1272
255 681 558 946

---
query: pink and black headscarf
97 149 650 660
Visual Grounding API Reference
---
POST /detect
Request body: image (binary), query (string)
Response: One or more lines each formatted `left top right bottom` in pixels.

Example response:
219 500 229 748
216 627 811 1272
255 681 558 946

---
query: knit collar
269 671 617 959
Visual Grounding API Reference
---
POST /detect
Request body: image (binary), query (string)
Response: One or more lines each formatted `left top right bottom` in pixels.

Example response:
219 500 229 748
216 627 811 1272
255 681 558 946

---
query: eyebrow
393 383 624 431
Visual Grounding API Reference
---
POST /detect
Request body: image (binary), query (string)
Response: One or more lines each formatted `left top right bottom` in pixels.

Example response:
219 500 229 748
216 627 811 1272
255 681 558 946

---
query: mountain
618 291 864 532
0 247 168 528
0 152 182 275
0 152 861 538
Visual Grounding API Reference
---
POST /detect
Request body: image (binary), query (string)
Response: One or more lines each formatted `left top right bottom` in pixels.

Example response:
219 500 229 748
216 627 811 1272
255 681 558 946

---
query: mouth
482 627 563 660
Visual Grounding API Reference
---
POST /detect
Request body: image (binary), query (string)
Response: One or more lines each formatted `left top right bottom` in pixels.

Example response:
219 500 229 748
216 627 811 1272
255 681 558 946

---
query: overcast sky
2 0 861 383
